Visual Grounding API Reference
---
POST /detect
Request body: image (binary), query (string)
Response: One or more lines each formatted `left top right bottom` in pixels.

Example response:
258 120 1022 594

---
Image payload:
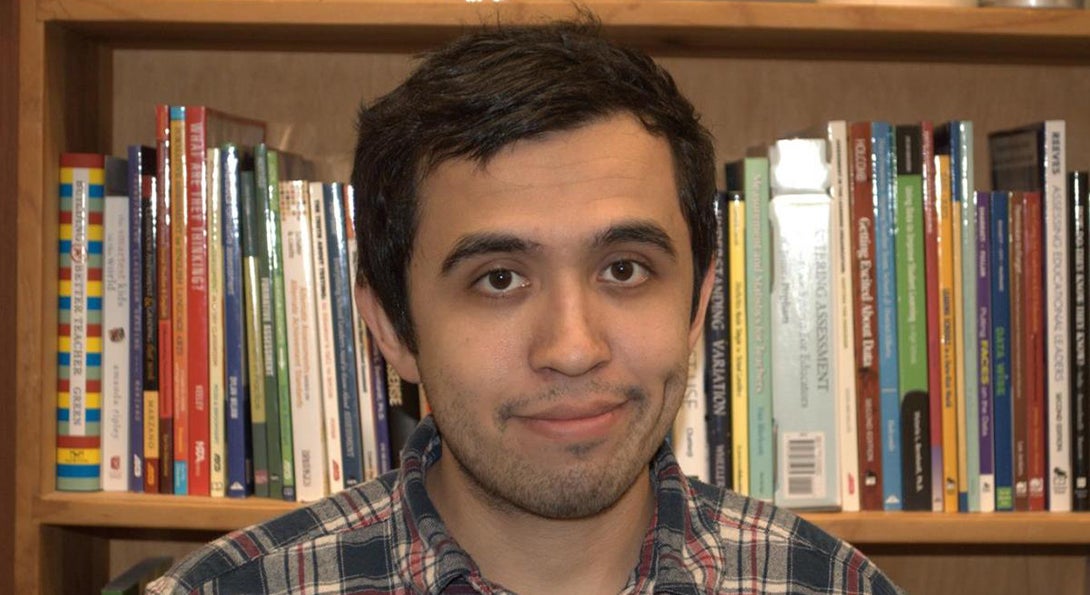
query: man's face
365 113 710 520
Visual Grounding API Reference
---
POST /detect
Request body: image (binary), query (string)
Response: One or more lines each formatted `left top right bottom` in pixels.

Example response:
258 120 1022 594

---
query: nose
528 281 611 377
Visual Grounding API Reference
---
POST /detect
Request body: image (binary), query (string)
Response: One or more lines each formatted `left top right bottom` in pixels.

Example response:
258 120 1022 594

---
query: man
150 18 902 595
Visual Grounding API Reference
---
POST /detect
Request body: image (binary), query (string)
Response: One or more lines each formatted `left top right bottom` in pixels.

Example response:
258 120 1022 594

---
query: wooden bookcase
13 1 1090 593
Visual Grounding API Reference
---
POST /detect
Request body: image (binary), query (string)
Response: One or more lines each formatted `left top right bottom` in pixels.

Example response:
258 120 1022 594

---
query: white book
101 158 130 492
206 147 227 498
769 138 841 510
309 181 344 495
825 121 861 512
280 181 328 502
673 336 708 483
343 185 379 481
1044 120 1071 511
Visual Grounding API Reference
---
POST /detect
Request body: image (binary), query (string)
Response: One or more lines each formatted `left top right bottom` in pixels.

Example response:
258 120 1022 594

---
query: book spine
848 122 883 510
828 121 860 513
265 151 295 501
1023 190 1046 511
1010 191 1028 511
1043 121 1070 512
704 192 730 490
57 152 105 491
923 131 943 512
991 191 1014 511
325 182 365 488
280 180 327 502
769 190 838 509
207 146 226 498
727 189 747 495
138 145 160 494
254 144 283 499
675 338 709 482
369 334 393 474
221 145 251 498
976 191 996 513
873 122 897 511
1071 172 1090 511
155 105 173 494
950 166 968 512
239 165 269 498
309 181 344 493
953 121 981 512
935 153 959 512
102 156 130 492
169 105 189 495
342 184 379 482
742 158 772 501
185 106 210 497
126 147 145 493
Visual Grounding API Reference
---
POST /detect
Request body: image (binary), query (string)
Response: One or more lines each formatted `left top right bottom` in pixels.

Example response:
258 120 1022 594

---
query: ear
355 284 421 384
687 258 717 351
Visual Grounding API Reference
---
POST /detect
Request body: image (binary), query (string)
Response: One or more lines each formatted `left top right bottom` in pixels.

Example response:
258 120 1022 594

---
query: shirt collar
391 416 697 594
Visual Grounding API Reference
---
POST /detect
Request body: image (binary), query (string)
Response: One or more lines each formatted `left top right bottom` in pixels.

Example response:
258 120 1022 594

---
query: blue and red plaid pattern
149 416 902 594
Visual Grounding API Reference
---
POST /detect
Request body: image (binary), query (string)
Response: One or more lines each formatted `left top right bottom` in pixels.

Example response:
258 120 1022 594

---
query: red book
922 129 943 512
154 104 174 494
849 121 883 511
1023 190 1047 511
185 106 211 496
1010 192 1028 511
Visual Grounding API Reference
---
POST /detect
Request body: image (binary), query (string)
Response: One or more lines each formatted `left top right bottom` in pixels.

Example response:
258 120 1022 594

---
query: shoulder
146 473 402 595
681 479 903 595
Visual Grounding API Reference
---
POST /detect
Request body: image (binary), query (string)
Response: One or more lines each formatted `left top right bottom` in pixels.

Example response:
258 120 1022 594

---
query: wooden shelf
32 491 1090 545
36 0 1090 61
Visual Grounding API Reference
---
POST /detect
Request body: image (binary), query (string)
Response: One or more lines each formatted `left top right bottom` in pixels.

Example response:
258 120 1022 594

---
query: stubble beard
430 367 689 520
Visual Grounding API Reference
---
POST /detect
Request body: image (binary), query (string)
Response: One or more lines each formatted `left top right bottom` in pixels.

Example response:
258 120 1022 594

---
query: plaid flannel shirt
148 416 903 594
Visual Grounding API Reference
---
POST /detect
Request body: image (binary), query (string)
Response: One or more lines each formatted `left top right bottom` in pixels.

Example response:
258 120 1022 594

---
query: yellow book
207 147 227 498
169 106 189 495
935 154 959 512
728 191 748 495
951 191 969 511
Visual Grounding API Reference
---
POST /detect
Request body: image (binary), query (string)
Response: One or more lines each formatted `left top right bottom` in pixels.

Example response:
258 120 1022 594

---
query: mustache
496 382 647 422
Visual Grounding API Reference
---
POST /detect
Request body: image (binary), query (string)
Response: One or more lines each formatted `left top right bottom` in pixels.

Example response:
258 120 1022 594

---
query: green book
100 556 173 595
239 163 270 498
265 149 295 501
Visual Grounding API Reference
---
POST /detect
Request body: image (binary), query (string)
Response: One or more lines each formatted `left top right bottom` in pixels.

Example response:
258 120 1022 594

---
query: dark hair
352 17 716 353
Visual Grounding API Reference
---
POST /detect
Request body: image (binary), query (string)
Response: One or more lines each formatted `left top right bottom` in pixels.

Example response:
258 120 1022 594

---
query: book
976 190 996 513
990 121 1069 512
1071 172 1090 511
848 122 884 510
183 106 211 497
221 144 252 498
873 122 899 512
1022 190 1046 511
206 146 226 498
169 105 189 496
57 152 105 492
308 181 344 493
239 163 270 498
342 184 379 482
934 152 960 512
369 333 393 474
768 138 840 509
126 146 151 493
674 337 710 482
134 143 159 495
280 180 328 502
101 155 130 492
100 556 173 595
703 191 730 490
266 150 295 501
324 182 365 488
826 121 860 514
1010 191 1027 511
154 105 174 494
727 188 748 495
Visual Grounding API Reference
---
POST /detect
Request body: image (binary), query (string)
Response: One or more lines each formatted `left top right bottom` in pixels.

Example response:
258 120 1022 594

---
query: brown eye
473 268 529 297
487 269 514 290
600 259 651 286
610 261 635 282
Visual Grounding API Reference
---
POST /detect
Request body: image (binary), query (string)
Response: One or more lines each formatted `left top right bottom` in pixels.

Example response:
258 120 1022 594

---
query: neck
426 453 655 595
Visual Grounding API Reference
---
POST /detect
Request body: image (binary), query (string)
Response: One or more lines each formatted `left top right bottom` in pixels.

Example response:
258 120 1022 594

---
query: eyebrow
439 220 678 275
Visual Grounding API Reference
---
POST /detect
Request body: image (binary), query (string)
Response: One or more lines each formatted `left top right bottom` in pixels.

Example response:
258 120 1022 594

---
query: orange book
154 104 173 494
1022 190 1046 511
935 153 960 512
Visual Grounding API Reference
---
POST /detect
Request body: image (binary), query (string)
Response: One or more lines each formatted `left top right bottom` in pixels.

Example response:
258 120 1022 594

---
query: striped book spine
58 152 105 491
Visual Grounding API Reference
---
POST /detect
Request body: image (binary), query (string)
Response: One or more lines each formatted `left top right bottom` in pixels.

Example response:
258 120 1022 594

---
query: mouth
512 400 629 442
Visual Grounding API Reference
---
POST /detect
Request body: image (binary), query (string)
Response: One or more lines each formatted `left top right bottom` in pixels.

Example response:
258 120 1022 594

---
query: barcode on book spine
784 432 826 498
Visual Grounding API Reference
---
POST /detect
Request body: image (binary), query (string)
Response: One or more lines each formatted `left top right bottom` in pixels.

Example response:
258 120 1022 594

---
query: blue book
990 190 1014 511
222 144 251 498
702 192 730 490
873 122 902 510
324 183 365 486
126 146 149 492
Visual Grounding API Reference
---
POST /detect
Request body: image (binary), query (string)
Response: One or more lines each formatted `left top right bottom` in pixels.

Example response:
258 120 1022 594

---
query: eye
600 259 651 286
473 268 530 296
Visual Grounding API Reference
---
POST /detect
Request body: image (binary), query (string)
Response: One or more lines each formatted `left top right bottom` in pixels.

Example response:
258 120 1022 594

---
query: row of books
57 105 423 502
676 119 1089 513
